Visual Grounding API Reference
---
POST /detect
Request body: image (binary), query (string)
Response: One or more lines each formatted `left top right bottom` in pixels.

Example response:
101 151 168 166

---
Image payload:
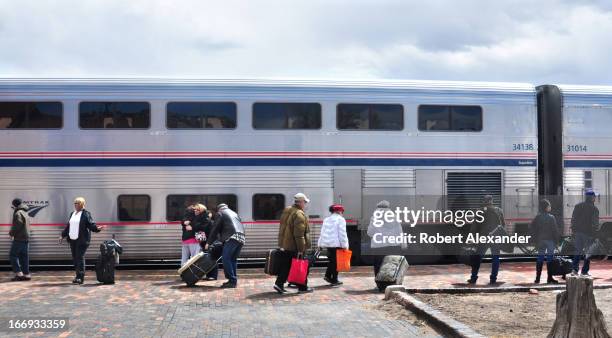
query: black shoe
203 277 217 281
489 280 499 285
547 277 559 284
75 278 83 285
466 279 477 285
298 287 314 294
11 276 26 282
273 284 287 294
220 281 237 288
287 283 298 289
331 280 343 286
72 278 79 284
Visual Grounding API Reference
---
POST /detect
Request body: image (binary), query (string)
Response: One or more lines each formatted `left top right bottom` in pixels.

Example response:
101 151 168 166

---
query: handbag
195 231 207 242
287 254 309 285
336 249 352 272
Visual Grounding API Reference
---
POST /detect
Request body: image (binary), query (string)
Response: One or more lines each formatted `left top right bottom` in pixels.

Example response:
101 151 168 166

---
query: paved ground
0 268 439 338
1 260 611 338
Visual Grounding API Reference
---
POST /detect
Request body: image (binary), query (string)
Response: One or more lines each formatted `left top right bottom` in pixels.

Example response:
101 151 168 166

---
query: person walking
59 197 104 284
530 199 560 283
9 198 31 281
180 203 207 266
366 200 403 276
205 203 245 288
571 189 600 276
468 195 504 285
318 204 349 286
274 193 313 294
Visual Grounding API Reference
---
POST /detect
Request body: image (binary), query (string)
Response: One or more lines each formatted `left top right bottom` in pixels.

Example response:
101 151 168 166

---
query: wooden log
548 275 610 338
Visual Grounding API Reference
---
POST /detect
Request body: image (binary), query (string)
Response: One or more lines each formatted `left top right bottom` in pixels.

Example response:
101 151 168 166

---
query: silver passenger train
0 79 610 262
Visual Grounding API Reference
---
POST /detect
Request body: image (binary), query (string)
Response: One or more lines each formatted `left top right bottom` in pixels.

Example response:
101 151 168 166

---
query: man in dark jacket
205 203 245 288
468 195 504 285
530 199 560 283
9 198 31 281
571 190 600 275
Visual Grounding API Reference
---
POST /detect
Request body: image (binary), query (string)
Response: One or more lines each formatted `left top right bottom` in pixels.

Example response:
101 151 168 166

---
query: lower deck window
166 194 237 221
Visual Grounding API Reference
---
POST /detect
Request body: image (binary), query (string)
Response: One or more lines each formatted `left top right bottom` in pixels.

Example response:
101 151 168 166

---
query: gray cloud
0 0 611 85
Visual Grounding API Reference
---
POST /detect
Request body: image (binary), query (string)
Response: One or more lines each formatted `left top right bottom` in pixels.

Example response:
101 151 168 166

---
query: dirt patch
371 300 442 337
415 289 612 338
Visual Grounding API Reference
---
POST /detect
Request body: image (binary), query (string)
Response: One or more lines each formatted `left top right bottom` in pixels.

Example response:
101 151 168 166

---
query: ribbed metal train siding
446 172 503 210
0 168 330 260
362 169 416 188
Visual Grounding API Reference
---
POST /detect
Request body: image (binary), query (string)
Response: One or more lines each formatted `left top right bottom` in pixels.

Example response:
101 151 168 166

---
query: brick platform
1 260 611 337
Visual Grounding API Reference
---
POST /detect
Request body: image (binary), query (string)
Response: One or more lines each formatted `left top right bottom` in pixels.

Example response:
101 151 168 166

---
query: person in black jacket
468 195 504 285
205 203 245 288
571 190 600 275
59 197 103 284
530 199 560 283
9 198 31 281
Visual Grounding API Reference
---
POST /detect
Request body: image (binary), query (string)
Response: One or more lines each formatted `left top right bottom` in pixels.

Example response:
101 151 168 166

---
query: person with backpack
530 199 560 283
317 204 349 286
9 198 31 281
571 189 600 276
467 195 504 285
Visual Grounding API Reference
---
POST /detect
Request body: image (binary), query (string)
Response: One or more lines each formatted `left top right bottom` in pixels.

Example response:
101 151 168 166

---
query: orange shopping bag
336 249 352 272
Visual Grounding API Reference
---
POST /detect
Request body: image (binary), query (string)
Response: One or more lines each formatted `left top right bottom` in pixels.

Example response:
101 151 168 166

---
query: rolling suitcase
178 252 220 287
96 237 122 284
264 249 281 276
375 255 409 292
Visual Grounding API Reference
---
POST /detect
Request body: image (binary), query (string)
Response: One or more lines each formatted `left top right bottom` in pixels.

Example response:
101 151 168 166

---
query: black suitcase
548 256 573 276
264 249 281 276
375 255 409 292
96 238 122 284
178 252 220 287
95 254 116 284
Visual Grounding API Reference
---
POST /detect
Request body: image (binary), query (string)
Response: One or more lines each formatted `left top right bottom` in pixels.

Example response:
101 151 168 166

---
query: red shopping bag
336 249 352 272
287 256 309 285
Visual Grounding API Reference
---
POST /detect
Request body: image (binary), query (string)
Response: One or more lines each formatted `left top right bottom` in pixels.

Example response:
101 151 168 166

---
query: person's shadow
245 291 300 300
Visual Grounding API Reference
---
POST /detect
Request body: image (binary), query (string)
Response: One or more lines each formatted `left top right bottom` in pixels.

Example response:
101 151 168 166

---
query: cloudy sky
1 0 611 85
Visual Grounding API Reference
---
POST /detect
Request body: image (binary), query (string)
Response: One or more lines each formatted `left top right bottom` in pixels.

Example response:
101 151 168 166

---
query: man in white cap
274 193 313 294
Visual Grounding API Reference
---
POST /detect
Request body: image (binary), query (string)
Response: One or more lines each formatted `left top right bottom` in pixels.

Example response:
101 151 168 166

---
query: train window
337 103 403 130
166 102 237 129
166 194 238 221
253 194 285 220
117 195 151 221
253 103 321 129
418 105 482 131
79 102 150 129
0 102 62 129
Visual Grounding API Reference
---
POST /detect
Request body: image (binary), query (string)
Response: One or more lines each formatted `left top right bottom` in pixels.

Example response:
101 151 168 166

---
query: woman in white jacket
318 204 349 285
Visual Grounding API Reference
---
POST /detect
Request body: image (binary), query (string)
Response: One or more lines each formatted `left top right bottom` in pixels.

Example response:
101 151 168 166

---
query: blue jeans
572 232 593 274
221 239 243 284
9 240 29 275
470 246 500 282
537 240 556 264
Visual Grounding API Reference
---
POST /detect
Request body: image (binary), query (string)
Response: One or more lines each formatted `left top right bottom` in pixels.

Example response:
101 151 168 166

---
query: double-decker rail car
0 79 539 262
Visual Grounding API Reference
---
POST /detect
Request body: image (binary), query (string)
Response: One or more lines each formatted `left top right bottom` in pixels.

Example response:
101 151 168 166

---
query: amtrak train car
0 79 539 262
538 85 612 242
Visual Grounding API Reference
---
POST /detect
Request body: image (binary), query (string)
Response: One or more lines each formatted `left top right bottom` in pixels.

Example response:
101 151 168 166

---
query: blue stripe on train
564 160 612 168
0 158 536 167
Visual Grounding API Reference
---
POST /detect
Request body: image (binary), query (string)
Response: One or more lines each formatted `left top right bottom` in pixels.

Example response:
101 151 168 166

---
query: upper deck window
79 102 150 129
337 103 403 130
167 102 237 129
0 102 62 129
418 105 482 131
253 103 321 129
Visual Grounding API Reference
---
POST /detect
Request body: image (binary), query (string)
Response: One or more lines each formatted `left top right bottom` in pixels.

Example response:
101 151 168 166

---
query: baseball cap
294 193 310 203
